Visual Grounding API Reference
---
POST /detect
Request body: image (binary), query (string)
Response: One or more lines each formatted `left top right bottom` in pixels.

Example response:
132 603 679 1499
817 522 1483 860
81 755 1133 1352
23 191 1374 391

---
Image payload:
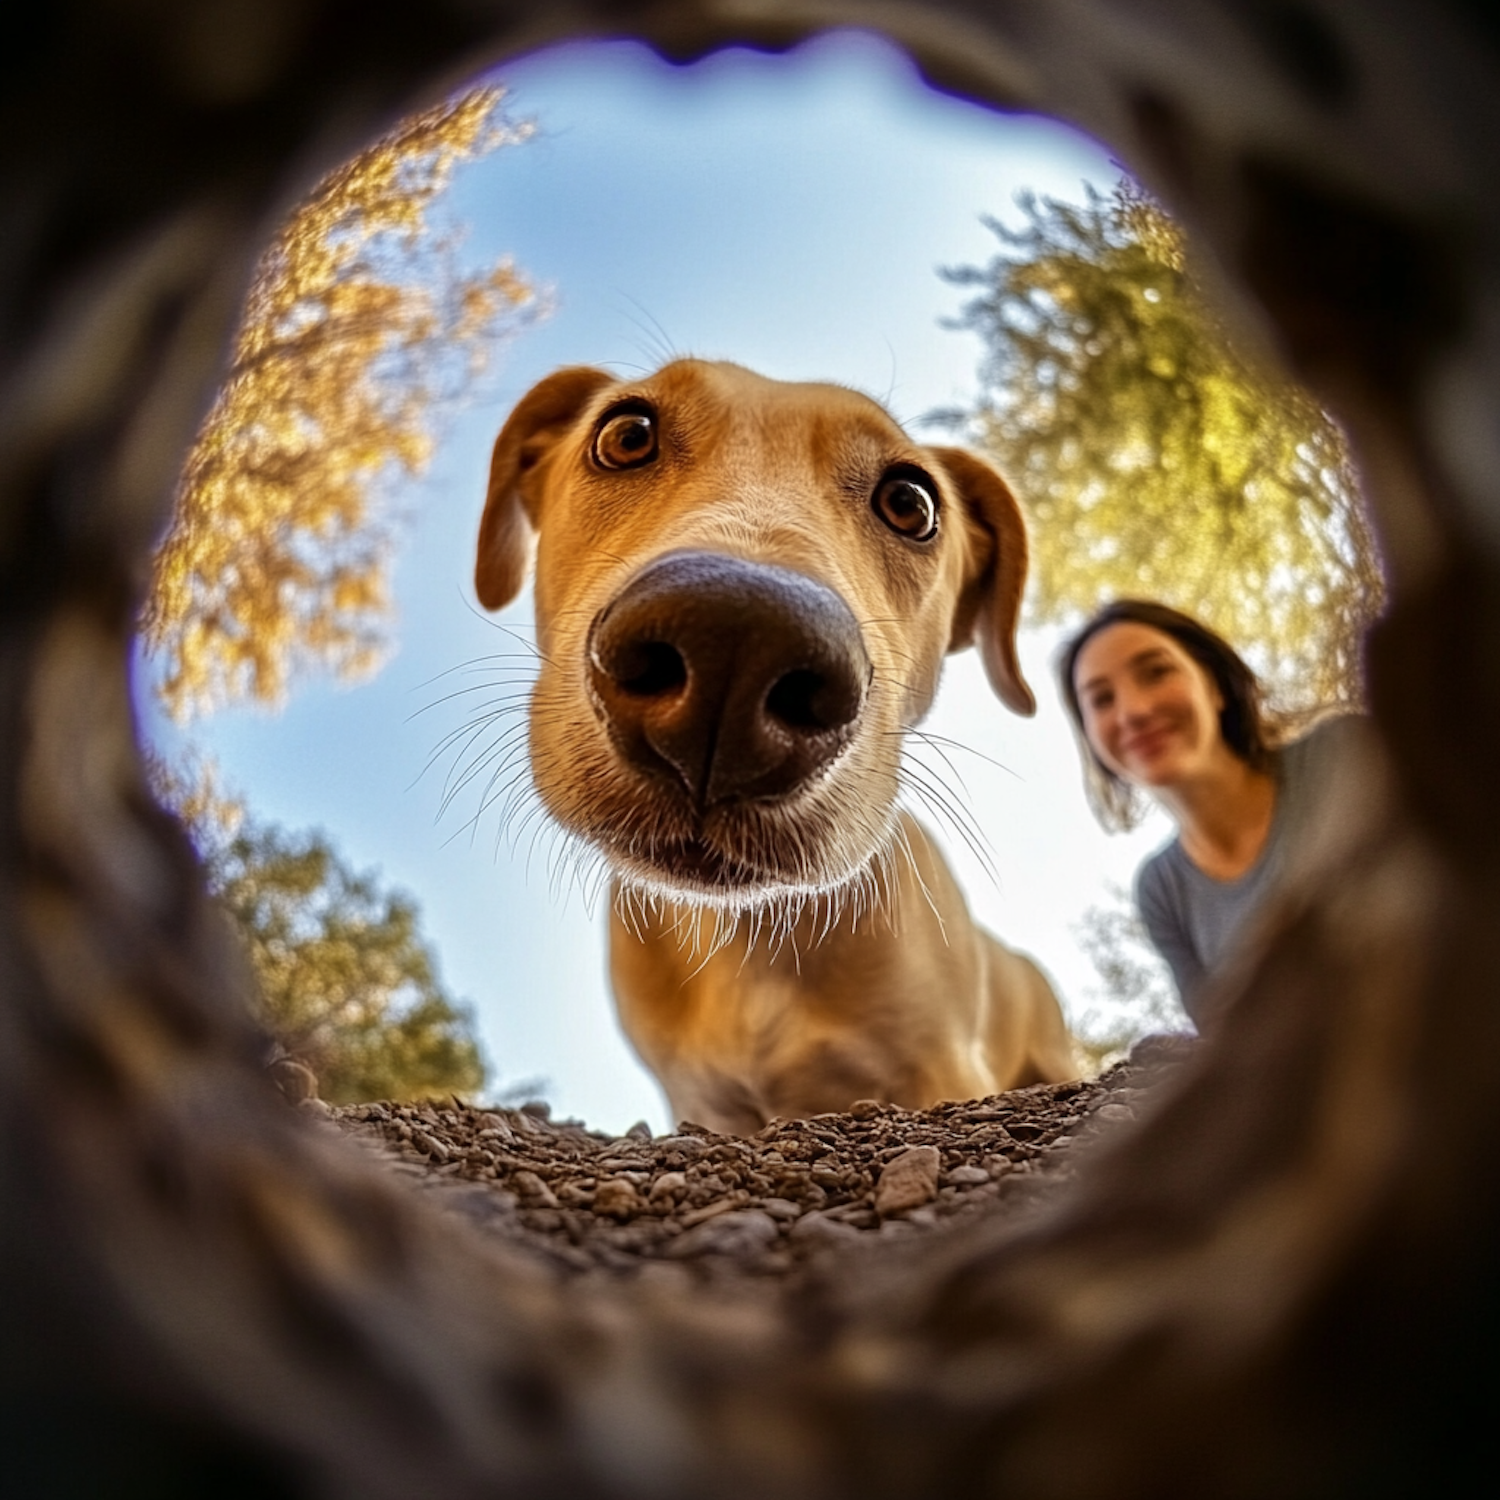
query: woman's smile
1119 721 1178 765
1074 621 1227 790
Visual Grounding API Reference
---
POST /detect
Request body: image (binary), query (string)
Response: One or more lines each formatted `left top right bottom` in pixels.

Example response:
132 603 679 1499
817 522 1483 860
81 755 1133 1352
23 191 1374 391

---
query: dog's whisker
456 604 549 660
898 771 1000 891
414 682 535 722
438 732 532 818
897 758 983 847
412 721 507 797
519 802 560 882
897 745 995 857
903 726 1020 779
490 771 541 843
888 818 950 948
898 728 977 802
616 294 681 370
417 702 521 770
435 714 529 786
408 645 541 697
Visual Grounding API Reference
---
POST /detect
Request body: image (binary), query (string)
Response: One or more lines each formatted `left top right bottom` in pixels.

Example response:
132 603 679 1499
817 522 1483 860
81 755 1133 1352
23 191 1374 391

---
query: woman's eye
592 407 658 470
872 471 940 541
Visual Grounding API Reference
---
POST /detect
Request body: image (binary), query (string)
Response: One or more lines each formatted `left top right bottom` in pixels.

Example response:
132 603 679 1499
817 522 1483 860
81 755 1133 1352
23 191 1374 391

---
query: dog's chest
610 916 925 1131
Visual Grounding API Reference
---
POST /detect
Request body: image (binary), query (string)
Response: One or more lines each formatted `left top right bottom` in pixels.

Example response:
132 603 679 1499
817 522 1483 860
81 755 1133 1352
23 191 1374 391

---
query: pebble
327 1047 1188 1279
679 1198 738 1229
789 1210 862 1246
946 1164 990 1185
875 1146 941 1216
511 1170 559 1208
649 1172 688 1202
665 1210 780 1259
594 1179 643 1219
760 1197 802 1222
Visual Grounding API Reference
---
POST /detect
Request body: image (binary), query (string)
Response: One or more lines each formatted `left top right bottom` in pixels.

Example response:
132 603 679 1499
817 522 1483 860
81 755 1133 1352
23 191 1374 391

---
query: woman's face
1072 621 1229 791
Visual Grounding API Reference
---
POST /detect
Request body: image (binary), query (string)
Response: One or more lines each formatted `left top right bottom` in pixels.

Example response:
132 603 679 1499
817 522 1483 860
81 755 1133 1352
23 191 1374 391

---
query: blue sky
140 31 1175 1132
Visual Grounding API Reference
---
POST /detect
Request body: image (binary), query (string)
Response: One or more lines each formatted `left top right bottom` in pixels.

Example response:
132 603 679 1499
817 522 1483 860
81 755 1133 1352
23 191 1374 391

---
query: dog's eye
872 471 939 542
592 407 659 470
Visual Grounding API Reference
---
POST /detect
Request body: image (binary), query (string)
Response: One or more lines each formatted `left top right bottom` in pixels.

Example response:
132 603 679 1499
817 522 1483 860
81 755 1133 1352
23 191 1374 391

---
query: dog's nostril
610 640 687 697
765 667 860 733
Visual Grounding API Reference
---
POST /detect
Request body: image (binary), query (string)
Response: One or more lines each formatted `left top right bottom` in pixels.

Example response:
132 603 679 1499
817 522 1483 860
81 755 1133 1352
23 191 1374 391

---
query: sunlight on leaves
152 753 486 1103
939 180 1384 709
143 84 546 720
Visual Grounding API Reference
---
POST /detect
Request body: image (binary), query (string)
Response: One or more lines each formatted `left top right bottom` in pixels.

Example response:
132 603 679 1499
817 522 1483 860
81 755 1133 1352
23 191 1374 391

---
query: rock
759 1197 801 1222
875 1146 941 1216
327 1064 1151 1278
269 1057 319 1104
625 1120 653 1141
648 1171 687 1203
664 1210 780 1259
511 1170 559 1208
520 1100 552 1121
1095 1103 1136 1125
594 1179 643 1219
678 1199 737 1229
946 1164 990 1186
653 1135 708 1158
1128 1032 1197 1069
412 1130 449 1162
848 1099 884 1119
789 1210 861 1246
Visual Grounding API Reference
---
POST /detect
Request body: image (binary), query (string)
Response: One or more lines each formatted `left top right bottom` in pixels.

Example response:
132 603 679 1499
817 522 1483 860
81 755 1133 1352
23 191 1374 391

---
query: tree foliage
143 84 544 720
151 755 485 1104
941 181 1384 707
1071 882 1186 1072
213 820 486 1103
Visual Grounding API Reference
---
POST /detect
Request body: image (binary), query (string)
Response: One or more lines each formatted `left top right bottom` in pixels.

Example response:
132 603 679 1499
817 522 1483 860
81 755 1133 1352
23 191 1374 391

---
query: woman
1059 599 1357 1026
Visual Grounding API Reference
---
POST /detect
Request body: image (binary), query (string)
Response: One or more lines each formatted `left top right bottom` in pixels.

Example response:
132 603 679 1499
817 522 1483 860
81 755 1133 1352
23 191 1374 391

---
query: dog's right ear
475 365 617 610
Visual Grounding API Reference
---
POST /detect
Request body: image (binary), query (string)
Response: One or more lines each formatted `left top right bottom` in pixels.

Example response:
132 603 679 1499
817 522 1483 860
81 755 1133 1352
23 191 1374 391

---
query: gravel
324 1036 1195 1282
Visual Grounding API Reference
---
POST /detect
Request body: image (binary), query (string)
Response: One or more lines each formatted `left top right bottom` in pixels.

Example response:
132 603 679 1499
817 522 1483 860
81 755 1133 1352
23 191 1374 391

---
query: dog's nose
587 551 871 807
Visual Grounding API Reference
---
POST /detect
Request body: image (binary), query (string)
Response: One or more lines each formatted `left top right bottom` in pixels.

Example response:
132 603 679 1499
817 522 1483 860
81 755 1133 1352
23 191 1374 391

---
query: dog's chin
540 746 902 914
600 829 888 916
609 839 817 911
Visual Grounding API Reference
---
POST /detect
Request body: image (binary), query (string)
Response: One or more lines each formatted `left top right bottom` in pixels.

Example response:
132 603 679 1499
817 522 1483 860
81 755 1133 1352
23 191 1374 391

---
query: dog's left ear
928 446 1036 717
476 365 617 610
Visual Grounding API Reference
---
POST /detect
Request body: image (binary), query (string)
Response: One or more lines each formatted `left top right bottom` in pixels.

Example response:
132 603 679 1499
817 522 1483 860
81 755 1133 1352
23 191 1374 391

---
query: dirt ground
323 1037 1194 1285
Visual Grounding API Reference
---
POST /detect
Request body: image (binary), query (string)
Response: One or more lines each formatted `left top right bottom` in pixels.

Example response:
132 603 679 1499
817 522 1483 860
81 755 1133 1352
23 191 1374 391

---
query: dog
474 359 1075 1134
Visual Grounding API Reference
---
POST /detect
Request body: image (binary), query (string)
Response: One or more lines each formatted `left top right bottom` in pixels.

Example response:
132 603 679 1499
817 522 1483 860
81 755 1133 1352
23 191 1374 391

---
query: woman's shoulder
1135 833 1191 904
1274 711 1374 831
1280 710 1371 776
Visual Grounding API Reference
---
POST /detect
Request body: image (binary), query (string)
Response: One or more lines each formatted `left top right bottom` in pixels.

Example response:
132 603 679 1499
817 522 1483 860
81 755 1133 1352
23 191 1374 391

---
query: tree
212 819 486 1103
1070 882 1187 1071
939 181 1384 707
150 754 485 1103
142 84 545 720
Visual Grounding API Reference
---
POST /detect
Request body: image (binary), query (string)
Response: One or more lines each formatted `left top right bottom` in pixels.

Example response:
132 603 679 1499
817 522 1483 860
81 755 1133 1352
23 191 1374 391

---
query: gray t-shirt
1135 715 1359 1025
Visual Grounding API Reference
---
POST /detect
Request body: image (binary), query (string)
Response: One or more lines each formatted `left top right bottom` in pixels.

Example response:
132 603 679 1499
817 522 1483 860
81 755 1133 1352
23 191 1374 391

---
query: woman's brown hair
1059 599 1278 832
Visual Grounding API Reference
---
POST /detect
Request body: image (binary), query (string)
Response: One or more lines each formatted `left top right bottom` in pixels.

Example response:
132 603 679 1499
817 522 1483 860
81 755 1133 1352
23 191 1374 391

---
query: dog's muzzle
587 550 872 810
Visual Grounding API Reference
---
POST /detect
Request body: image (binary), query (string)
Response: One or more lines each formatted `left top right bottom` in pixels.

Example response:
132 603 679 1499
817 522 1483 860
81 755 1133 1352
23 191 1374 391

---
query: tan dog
475 359 1075 1134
